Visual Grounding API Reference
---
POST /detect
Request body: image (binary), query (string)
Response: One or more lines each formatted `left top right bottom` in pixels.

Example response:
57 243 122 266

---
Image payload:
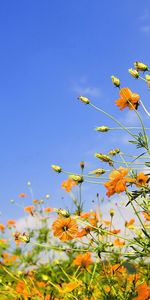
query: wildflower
110 229 121 234
128 68 139 78
51 165 62 173
77 228 90 238
19 193 27 198
103 220 112 226
44 207 53 213
104 167 135 197
61 178 77 192
0 223 5 231
33 199 40 204
77 96 90 104
89 168 106 177
7 220 16 227
142 212 150 221
74 252 93 268
135 172 149 188
58 281 82 294
134 61 148 72
115 88 140 110
24 205 35 215
114 238 125 247
95 153 113 166
69 175 83 184
111 76 120 87
95 126 110 132
133 282 150 300
125 218 135 228
52 217 78 241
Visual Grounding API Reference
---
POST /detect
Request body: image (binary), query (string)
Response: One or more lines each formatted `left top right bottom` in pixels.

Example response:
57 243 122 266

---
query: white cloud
71 77 102 99
140 25 150 33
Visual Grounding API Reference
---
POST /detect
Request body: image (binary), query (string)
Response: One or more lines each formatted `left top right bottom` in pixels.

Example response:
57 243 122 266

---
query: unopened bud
69 175 84 184
109 209 115 217
80 161 85 170
95 126 110 132
128 68 139 78
111 76 120 87
53 208 70 217
95 153 113 166
108 148 120 156
89 168 106 177
134 61 148 72
145 74 150 89
77 96 90 104
51 165 62 173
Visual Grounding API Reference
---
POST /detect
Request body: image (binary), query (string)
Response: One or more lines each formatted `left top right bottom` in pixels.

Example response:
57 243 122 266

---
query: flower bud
109 209 115 217
53 208 70 217
111 76 120 87
51 165 62 173
95 126 110 132
89 168 106 177
134 61 148 72
69 174 84 184
108 148 120 156
80 161 85 170
77 96 90 104
128 68 139 78
145 74 150 89
95 153 113 166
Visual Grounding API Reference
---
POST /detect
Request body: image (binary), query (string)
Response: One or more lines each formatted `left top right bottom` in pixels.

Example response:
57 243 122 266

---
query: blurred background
0 0 150 222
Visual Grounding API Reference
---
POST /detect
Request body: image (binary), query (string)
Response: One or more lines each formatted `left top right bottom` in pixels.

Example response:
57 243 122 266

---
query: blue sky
0 1 150 222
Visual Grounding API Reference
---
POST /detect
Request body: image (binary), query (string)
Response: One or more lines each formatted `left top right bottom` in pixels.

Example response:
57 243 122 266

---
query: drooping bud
51 165 62 173
108 148 120 156
77 96 90 104
111 76 120 87
128 68 139 78
95 126 110 132
89 168 106 177
95 153 113 166
14 232 30 243
69 174 84 184
134 61 148 72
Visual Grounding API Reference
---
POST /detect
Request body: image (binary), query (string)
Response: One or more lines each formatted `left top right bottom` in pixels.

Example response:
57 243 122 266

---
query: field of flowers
0 61 150 299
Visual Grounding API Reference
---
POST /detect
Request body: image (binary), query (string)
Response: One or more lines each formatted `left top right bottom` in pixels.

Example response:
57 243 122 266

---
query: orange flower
24 205 35 215
133 282 150 300
19 193 27 198
58 281 82 294
111 263 126 274
135 172 149 188
114 238 125 247
77 228 90 238
103 220 112 226
115 87 140 110
74 252 93 268
61 178 76 192
110 229 121 234
33 199 40 204
125 218 135 228
7 220 16 226
52 217 78 241
142 212 150 221
104 167 134 197
0 223 5 231
44 207 53 213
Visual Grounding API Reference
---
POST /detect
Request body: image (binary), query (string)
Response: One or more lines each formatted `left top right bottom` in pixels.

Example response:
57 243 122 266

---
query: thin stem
90 103 138 140
140 100 150 117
